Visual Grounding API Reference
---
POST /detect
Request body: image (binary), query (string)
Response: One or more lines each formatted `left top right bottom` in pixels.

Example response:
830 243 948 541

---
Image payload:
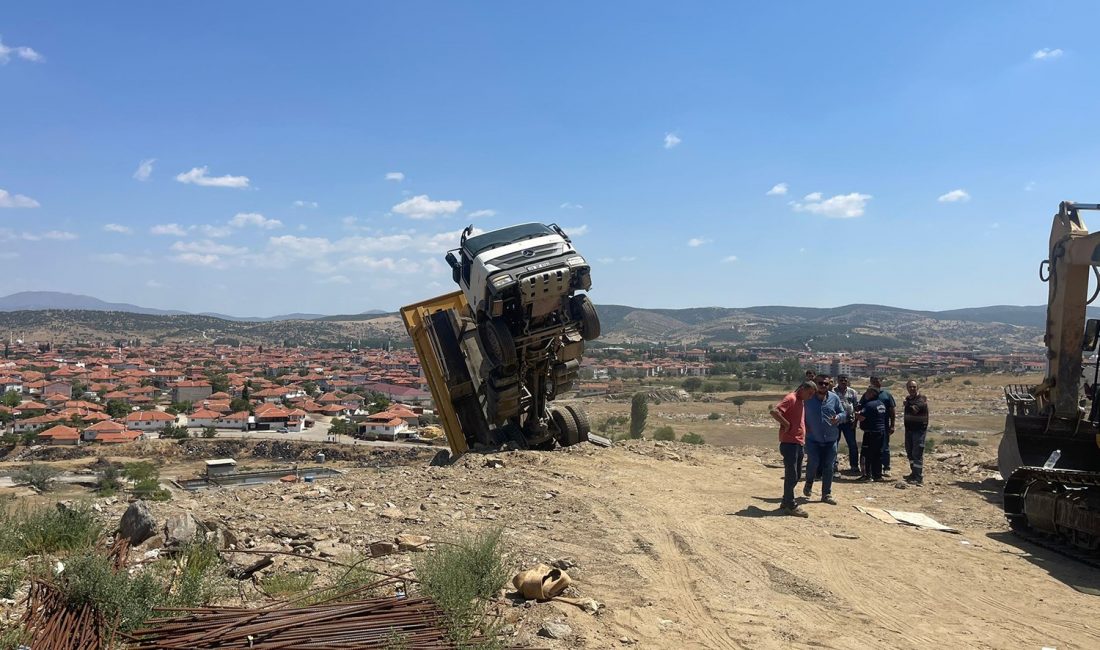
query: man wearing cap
903 380 929 485
868 375 896 477
769 381 816 517
856 386 888 481
802 374 846 505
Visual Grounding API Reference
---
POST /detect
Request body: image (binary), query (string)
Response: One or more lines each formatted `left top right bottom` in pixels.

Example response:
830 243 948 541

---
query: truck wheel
551 407 580 446
571 294 601 341
479 317 516 370
564 405 590 442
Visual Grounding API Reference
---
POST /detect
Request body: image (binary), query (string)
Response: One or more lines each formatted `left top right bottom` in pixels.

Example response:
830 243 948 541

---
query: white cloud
193 224 233 238
619 256 637 262
722 255 739 263
937 189 970 203
151 223 187 236
132 158 155 181
173 252 225 268
560 202 584 210
175 166 250 188
392 195 462 219
41 230 77 241
1033 48 1063 60
103 223 132 234
687 237 711 247
0 37 42 64
385 172 405 182
171 240 248 256
0 189 40 208
1024 181 1036 192
145 279 165 288
230 212 282 229
791 192 872 218
990 222 1000 229
319 275 351 285
766 183 789 196
560 224 588 237
663 132 682 149
468 209 496 218
91 253 153 266
293 200 318 208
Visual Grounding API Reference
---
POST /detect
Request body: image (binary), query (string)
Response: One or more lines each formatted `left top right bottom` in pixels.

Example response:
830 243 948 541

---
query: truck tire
551 407 581 446
478 317 517 370
564 405 591 443
571 294 601 341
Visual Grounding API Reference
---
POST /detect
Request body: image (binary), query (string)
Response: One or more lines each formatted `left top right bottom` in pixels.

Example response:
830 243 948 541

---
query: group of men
769 371 930 517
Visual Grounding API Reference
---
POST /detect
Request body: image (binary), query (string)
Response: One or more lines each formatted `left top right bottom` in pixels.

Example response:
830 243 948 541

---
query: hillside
0 301 1047 352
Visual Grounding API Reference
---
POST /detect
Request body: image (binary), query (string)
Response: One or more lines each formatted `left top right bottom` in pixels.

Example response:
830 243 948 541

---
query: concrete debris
395 533 431 552
370 541 398 558
164 512 201 547
538 622 573 639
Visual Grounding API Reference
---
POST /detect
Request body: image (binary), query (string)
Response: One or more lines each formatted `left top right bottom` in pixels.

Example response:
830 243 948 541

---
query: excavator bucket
999 413 1100 476
997 414 1024 479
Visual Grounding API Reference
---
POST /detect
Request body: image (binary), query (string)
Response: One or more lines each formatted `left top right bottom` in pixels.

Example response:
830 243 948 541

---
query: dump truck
401 223 601 455
1000 201 1100 564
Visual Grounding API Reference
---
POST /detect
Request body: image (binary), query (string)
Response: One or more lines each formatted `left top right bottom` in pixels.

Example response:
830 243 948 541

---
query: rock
165 512 202 547
551 558 578 570
538 622 573 640
934 452 962 462
202 520 238 550
396 534 431 552
620 636 637 645
451 510 467 520
119 501 158 546
370 541 398 557
484 458 506 469
379 507 405 520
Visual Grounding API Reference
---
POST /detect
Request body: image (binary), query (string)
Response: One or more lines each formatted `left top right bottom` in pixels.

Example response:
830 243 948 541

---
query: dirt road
503 441 1100 649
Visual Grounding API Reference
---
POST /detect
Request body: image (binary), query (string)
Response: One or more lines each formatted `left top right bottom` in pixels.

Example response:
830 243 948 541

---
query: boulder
164 512 201 547
119 501 158 546
370 541 398 557
538 622 573 640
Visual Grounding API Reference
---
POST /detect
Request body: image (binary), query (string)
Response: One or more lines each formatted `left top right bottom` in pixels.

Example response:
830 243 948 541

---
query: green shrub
262 571 316 597
652 426 676 441
962 379 973 386
707 412 721 420
924 438 936 455
123 461 160 482
0 565 24 599
170 541 226 607
97 464 123 495
13 464 59 492
680 432 705 445
415 528 510 647
941 437 980 447
57 554 162 634
0 502 103 557
132 479 171 502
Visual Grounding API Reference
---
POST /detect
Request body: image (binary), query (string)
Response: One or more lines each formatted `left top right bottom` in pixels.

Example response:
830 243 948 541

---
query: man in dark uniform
903 380 929 485
856 386 887 482
869 375 896 477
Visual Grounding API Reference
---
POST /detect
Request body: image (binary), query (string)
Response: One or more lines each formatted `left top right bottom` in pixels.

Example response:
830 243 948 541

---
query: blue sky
2 2 1099 316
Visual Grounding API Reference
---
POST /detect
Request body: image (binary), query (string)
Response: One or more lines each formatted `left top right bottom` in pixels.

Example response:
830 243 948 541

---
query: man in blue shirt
802 374 847 505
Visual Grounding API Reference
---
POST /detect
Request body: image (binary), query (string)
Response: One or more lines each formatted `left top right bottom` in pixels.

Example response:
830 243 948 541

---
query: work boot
782 504 809 518
856 475 871 483
822 494 838 505
906 475 923 486
803 485 812 498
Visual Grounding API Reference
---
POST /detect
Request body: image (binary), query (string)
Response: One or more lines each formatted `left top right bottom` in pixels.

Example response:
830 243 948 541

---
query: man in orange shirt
769 381 817 517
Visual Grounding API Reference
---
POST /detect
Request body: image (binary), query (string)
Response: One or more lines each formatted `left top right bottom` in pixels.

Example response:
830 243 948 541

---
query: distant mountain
0 291 188 316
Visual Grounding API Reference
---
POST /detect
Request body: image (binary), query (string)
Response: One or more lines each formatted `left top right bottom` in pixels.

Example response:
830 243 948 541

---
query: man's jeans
805 440 837 498
905 427 927 479
837 423 858 471
779 442 804 508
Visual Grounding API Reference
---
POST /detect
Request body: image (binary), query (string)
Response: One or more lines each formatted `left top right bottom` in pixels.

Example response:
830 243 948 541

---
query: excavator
1000 201 1100 563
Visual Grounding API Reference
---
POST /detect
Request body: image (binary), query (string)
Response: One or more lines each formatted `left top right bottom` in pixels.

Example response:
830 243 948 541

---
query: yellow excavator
1000 201 1100 562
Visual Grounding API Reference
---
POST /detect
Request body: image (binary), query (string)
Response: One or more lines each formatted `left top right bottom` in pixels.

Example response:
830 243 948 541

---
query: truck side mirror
1084 318 1100 351
445 251 459 270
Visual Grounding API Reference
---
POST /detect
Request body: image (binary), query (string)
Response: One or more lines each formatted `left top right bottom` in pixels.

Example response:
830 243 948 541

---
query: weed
415 528 510 648
680 432 705 445
0 501 103 557
0 565 23 599
262 571 316 597
13 464 60 492
58 554 162 634
924 438 936 455
0 626 31 650
132 478 171 502
707 412 722 420
168 541 227 607
941 437 980 447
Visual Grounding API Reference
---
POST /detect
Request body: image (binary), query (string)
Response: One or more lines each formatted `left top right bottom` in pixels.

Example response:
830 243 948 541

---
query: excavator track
1003 466 1100 569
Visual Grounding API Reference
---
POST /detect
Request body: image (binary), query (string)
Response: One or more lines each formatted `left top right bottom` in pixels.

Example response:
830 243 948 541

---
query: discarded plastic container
1043 449 1062 469
304 475 315 483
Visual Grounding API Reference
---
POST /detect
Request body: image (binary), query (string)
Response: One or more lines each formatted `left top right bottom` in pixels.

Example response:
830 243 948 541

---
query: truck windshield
462 223 555 258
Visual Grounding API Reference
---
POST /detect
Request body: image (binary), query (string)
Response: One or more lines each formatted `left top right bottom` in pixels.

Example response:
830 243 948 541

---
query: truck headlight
566 256 586 267
492 274 515 288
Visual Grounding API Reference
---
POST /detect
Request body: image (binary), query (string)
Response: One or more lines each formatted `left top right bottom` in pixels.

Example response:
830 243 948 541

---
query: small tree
2 390 20 408
15 464 61 491
201 426 217 439
629 393 648 438
97 464 123 495
104 400 130 419
160 424 189 440
329 418 353 437
229 397 252 413
732 396 746 414
681 377 703 392
652 426 675 441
